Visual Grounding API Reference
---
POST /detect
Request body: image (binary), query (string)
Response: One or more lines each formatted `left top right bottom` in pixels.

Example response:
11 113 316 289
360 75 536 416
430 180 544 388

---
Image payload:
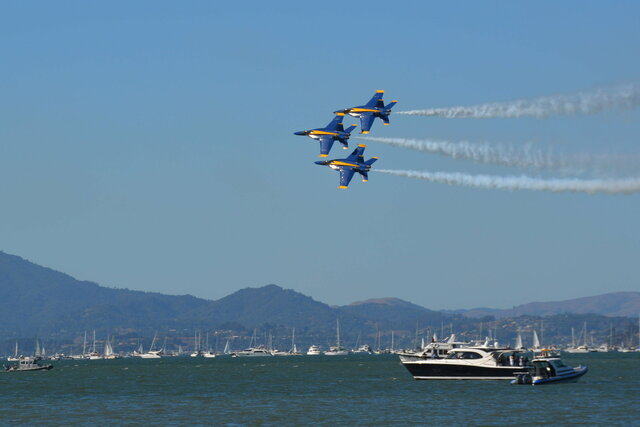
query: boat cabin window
446 351 482 360
533 361 556 378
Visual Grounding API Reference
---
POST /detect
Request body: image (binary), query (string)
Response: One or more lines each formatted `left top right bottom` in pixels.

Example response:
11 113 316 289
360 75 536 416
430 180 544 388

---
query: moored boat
232 345 272 357
306 345 321 355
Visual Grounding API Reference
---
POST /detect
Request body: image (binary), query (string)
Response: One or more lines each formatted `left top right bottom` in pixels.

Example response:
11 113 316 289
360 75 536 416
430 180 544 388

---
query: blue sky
1 1 639 309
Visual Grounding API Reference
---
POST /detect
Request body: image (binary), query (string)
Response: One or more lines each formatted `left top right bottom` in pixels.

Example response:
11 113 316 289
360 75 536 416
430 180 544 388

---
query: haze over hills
454 292 640 319
0 250 637 352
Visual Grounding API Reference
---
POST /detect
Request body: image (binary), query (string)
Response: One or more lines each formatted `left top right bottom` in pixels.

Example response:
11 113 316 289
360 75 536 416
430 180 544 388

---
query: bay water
1 353 638 425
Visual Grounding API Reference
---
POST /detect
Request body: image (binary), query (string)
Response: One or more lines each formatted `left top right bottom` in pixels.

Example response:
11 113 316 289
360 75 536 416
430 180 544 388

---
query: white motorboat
353 344 373 354
233 346 272 357
324 346 349 356
512 349 588 385
306 345 321 355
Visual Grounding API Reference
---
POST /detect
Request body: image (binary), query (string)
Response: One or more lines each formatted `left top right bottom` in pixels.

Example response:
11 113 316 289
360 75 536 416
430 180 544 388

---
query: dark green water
1 353 638 426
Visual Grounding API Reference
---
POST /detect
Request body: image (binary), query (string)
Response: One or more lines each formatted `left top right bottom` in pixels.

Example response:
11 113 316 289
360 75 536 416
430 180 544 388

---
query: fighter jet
294 113 357 157
335 90 397 134
315 144 378 189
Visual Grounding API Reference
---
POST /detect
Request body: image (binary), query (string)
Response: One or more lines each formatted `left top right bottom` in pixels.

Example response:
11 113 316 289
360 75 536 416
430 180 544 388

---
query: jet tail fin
344 124 357 134
328 114 344 131
359 171 369 182
385 100 398 110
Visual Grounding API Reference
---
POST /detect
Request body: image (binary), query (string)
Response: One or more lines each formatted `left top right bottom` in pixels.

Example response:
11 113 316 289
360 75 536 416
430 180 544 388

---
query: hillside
0 250 637 353
458 292 640 318
0 251 210 337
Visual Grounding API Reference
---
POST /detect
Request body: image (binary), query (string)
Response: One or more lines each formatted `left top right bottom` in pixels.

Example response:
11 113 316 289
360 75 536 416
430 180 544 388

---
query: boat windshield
446 351 482 360
533 360 556 378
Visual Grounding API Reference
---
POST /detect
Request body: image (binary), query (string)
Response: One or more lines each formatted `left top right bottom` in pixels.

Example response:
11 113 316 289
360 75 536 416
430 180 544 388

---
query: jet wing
338 168 356 189
346 145 366 163
318 136 335 157
364 90 385 108
359 114 376 134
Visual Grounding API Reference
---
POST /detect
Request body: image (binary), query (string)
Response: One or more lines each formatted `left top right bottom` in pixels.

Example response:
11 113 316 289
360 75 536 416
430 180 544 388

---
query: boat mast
149 331 158 352
336 319 341 349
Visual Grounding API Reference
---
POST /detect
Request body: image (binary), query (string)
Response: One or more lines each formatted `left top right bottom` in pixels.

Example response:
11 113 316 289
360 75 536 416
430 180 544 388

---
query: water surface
1 353 637 425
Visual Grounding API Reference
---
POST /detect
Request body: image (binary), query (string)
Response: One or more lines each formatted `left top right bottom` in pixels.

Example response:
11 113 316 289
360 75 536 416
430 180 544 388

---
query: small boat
324 346 349 356
202 332 216 358
7 341 20 362
232 346 272 357
306 345 321 355
139 332 162 358
4 357 53 372
512 349 588 385
190 330 203 357
353 344 373 354
324 319 349 356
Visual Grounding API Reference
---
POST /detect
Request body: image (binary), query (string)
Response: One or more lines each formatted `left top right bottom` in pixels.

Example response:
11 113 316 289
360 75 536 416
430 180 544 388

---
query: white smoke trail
375 169 640 194
397 84 640 118
355 136 640 173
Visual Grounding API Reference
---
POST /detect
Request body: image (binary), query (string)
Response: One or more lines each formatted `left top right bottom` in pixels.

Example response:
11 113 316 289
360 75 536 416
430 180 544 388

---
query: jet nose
294 131 306 136
314 161 327 165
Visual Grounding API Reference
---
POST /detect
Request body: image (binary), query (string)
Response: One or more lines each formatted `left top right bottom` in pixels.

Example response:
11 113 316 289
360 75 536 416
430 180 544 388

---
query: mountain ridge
0 251 637 350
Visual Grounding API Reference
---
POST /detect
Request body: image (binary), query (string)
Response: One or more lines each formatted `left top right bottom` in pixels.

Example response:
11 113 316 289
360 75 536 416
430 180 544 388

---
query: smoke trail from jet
355 136 640 173
397 84 640 118
375 169 640 194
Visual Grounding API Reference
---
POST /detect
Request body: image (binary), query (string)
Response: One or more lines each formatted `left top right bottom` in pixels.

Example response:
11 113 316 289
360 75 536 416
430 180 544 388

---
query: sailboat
324 319 349 356
514 331 525 350
565 322 591 353
34 338 42 359
203 332 216 358
88 330 103 359
132 340 144 357
289 328 302 355
190 330 202 357
140 332 162 358
223 340 231 355
7 341 20 361
233 329 272 357
531 330 541 350
104 336 121 359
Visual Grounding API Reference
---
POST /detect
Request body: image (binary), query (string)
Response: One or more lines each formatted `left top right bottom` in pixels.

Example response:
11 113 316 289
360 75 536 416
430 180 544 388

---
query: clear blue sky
1 1 639 309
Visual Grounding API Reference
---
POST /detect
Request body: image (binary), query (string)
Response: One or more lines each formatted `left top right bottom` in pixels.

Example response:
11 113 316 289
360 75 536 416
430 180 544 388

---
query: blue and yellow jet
315 144 378 189
335 90 398 134
294 113 357 157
